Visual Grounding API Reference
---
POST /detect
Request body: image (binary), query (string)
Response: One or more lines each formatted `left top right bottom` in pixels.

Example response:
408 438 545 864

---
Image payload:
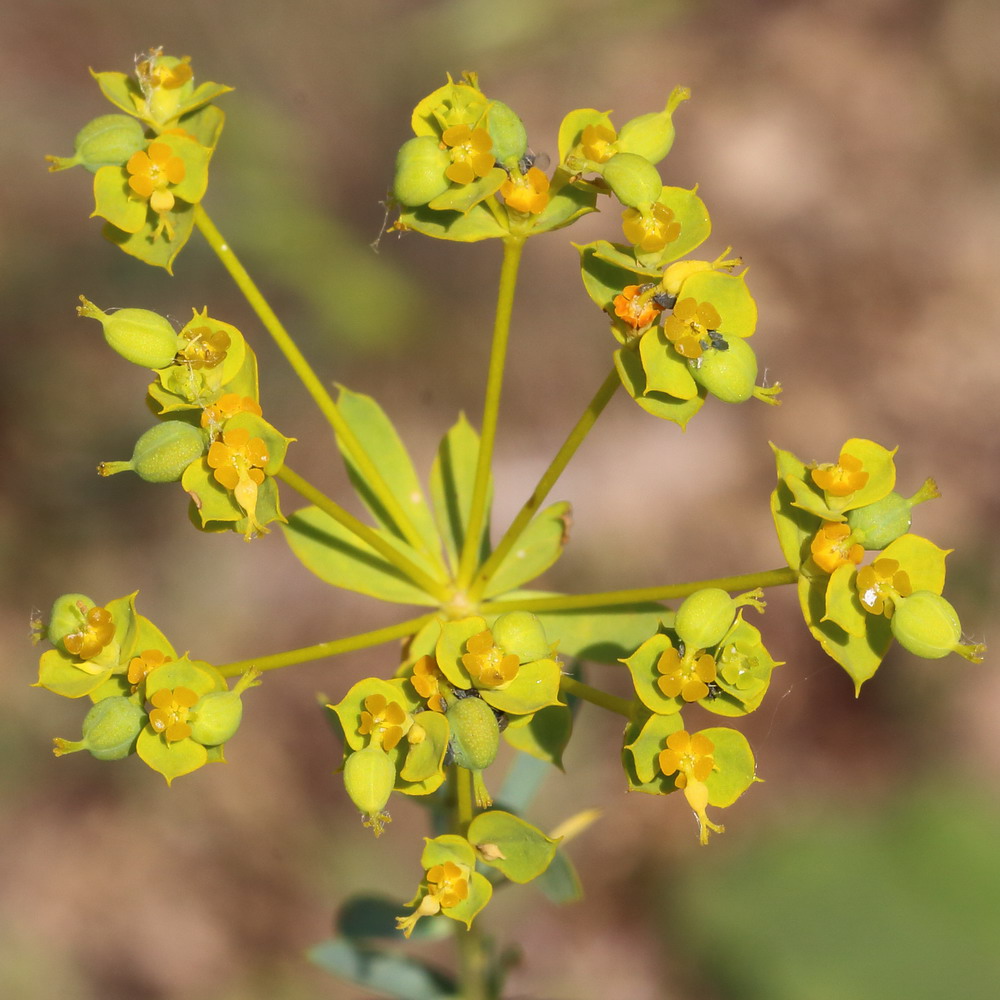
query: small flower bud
53 696 146 760
490 611 550 663
77 297 179 369
393 136 452 206
46 114 147 173
98 420 206 483
447 696 500 772
601 152 663 209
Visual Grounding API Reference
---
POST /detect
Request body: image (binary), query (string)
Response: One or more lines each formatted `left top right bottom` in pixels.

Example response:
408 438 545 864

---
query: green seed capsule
393 136 452 206
846 492 912 550
78 297 180 369
188 691 243 745
675 588 737 651
99 421 206 483
46 114 147 173
53 696 146 760
490 611 549 663
601 152 663 208
47 593 96 648
485 100 528 167
690 336 758 403
447 696 500 772
890 591 962 659
616 87 690 165
343 745 396 817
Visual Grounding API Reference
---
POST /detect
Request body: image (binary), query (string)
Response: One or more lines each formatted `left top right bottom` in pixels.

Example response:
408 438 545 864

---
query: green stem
480 567 798 615
276 465 449 602
453 765 490 1000
193 204 436 563
560 675 635 719
470 366 621 602
457 236 526 589
215 612 435 677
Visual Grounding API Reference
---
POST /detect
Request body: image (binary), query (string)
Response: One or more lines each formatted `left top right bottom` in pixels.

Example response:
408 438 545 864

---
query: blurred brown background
2 1 998 997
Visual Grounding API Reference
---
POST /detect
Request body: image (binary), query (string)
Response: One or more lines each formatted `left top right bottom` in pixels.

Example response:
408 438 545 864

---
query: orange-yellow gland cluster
581 123 617 163
658 729 716 787
613 284 663 330
662 297 722 359
500 166 550 214
856 557 912 616
411 655 447 713
462 630 519 688
126 142 186 215
442 125 494 185
127 648 171 688
810 521 864 574
201 394 262 429
179 326 230 370
63 605 115 659
657 644 717 702
425 861 469 909
622 203 680 253
207 427 268 495
148 686 198 742
358 693 407 750
812 452 869 497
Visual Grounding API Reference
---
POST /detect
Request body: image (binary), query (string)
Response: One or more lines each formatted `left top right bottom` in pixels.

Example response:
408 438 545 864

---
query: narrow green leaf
282 505 439 605
429 414 491 572
335 386 444 565
308 938 457 998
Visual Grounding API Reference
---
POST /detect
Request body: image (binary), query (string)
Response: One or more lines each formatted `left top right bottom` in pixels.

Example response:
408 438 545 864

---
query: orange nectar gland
658 730 725 845
622 203 681 254
500 166 550 214
856 557 912 617
178 326 230 370
581 123 617 163
127 648 172 689
148 686 199 742
358 694 408 750
411 655 447 713
811 522 864 574
812 452 869 497
64 606 115 660
126 142 186 230
656 644 717 702
206 427 268 508
397 862 470 938
201 394 262 431
663 297 722 360
462 630 519 689
613 284 664 331
441 124 495 185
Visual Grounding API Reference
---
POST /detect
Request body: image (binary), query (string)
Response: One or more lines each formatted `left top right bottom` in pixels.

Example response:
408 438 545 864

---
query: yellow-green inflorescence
39 592 260 784
771 437 985 691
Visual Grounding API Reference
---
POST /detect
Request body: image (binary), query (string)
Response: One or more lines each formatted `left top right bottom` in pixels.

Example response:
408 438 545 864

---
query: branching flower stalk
38 52 984 999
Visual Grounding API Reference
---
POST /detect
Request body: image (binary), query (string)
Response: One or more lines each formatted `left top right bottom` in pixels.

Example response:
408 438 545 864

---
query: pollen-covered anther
461 630 519 689
357 693 408 750
500 166 550 214
441 124 495 185
178 326 231 370
656 645 717 702
63 605 115 660
856 557 912 617
810 521 864 574
812 451 869 497
148 686 198 742
127 648 172 689
126 142 186 216
621 202 681 253
662 297 722 359
613 284 664 330
411 654 447 713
